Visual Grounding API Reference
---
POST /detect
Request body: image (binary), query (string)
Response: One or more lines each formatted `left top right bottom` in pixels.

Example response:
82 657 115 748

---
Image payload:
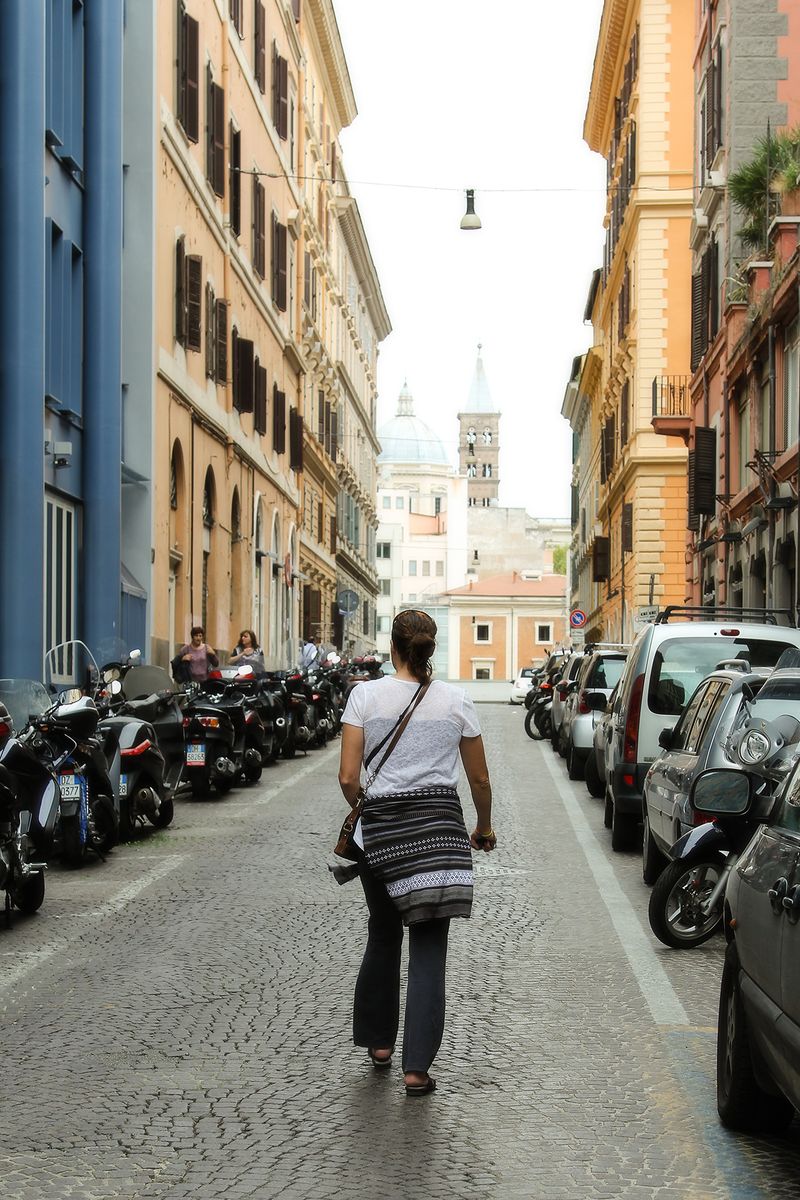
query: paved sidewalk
1 706 800 1198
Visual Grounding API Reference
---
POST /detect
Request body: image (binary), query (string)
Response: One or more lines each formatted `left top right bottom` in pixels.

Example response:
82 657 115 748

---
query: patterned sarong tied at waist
360 787 473 924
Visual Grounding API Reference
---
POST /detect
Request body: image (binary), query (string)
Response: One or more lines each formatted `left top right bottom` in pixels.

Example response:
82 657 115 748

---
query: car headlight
739 729 772 765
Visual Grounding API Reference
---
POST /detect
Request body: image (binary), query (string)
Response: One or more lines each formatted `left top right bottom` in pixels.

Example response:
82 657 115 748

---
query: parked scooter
205 667 268 780
0 694 56 924
268 671 317 758
100 656 188 800
648 713 798 948
524 684 553 740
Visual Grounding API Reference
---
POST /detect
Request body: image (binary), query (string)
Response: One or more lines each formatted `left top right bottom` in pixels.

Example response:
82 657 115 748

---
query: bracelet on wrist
476 828 495 839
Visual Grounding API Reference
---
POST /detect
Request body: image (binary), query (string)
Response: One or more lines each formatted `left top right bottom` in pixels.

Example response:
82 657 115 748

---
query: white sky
333 0 607 517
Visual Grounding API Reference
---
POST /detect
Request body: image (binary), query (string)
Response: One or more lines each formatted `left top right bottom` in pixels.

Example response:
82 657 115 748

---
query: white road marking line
238 752 331 811
541 749 689 1026
0 855 185 999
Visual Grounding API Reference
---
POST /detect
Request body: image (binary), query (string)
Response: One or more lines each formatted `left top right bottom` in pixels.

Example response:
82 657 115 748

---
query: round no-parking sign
570 609 587 629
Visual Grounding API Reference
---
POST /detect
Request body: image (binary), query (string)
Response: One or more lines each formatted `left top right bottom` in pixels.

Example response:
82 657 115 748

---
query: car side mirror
658 727 675 750
690 768 753 816
583 691 607 712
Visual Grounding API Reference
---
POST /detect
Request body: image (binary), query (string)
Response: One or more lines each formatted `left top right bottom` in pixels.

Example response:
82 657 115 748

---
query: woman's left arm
338 723 364 807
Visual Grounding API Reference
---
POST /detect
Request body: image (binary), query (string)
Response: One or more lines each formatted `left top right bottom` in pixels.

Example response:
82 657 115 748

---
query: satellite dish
337 588 359 616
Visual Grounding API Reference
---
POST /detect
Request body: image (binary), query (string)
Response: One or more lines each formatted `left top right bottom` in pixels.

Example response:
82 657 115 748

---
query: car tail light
623 674 644 764
208 669 222 680
577 691 590 716
121 739 152 758
540 682 552 691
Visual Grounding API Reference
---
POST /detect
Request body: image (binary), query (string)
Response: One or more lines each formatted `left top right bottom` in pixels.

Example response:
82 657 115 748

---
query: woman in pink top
174 626 219 683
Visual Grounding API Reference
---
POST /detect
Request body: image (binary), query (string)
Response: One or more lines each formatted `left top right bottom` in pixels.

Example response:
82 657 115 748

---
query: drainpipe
0 1 45 677
83 0 123 658
722 376 730 605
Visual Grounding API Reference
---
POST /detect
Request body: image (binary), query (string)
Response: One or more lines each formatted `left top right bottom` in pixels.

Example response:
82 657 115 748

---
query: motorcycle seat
124 694 166 722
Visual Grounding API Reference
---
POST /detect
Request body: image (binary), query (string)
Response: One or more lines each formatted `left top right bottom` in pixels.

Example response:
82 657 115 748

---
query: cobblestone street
3 704 800 1199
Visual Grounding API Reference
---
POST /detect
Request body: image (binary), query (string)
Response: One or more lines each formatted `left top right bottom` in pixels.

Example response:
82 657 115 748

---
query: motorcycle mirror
129 649 142 662
59 688 83 704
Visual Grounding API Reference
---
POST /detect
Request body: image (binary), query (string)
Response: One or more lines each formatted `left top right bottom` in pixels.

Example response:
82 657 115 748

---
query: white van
605 607 800 851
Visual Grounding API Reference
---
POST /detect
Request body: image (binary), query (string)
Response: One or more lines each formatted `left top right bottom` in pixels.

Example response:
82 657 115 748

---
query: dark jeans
353 856 450 1074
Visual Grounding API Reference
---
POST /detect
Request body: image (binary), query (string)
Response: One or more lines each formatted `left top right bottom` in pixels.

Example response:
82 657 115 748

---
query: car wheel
717 942 794 1133
584 753 604 799
648 856 726 947
642 811 667 885
611 802 638 852
566 742 584 781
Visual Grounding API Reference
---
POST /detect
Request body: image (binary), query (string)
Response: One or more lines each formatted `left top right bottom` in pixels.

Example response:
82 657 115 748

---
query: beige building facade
153 0 387 669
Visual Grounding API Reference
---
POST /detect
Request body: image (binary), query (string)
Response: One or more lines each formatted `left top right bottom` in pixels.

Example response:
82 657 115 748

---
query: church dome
377 382 450 465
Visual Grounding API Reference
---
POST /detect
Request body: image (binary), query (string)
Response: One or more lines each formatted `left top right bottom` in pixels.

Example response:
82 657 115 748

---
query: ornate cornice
335 196 392 341
305 0 358 131
584 0 631 153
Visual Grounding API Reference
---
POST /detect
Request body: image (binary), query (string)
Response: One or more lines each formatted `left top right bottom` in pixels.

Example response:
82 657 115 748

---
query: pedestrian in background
338 609 496 1097
301 634 321 669
172 626 219 684
229 629 265 674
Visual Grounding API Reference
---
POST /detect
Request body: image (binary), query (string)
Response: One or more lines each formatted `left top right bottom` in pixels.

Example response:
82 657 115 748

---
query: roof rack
583 642 629 653
655 606 796 628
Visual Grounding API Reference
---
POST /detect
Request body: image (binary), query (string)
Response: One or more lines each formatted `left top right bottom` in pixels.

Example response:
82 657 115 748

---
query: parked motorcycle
0 692 57 924
524 682 553 740
648 712 798 948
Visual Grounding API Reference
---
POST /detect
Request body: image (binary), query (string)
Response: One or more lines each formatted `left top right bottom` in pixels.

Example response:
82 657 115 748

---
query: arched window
467 463 477 478
482 463 492 478
482 427 492 445
230 488 242 626
202 470 215 528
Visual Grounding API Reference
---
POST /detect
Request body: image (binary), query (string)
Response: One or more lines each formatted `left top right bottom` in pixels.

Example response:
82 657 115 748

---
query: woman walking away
338 609 496 1097
229 630 265 675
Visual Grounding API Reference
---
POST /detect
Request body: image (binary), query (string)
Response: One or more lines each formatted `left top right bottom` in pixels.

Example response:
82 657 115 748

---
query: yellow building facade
153 1 387 668
575 0 694 643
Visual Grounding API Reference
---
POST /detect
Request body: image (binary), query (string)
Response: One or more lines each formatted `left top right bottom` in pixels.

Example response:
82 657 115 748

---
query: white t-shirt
341 676 481 796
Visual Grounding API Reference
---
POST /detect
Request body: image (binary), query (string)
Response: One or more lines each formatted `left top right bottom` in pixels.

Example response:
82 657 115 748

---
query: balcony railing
652 375 691 418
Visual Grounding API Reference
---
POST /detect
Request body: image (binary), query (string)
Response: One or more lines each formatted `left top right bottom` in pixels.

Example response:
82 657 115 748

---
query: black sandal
405 1075 436 1096
368 1048 393 1070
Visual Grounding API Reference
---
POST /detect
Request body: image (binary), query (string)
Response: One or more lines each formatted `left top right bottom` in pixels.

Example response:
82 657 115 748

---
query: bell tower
457 345 499 506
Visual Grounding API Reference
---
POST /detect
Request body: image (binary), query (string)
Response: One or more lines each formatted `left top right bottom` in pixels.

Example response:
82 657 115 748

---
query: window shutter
693 426 717 515
215 299 227 385
205 282 215 376
592 536 610 582
317 501 324 537
691 272 704 371
206 66 214 187
317 389 324 441
254 360 268 434
213 83 225 196
687 449 700 531
289 406 303 472
183 13 199 142
331 408 337 461
292 0 301 20
175 236 186 345
329 514 336 554
700 249 711 359
186 254 202 352
231 325 239 403
273 384 286 453
255 2 266 92
705 61 715 172
276 221 287 310
271 216 287 310
253 178 265 277
570 485 579 525
230 126 241 236
620 379 629 446
600 423 608 485
621 502 633 554
324 400 331 457
304 253 311 308
708 236 719 340
235 337 254 412
230 0 243 36
271 42 278 128
278 55 288 139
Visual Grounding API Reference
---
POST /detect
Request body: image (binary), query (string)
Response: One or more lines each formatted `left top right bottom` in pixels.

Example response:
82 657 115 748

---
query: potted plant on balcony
729 126 800 253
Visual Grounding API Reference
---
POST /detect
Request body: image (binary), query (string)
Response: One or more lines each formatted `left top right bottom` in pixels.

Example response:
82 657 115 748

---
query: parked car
605 606 800 852
642 664 775 883
552 651 587 754
585 684 618 801
561 648 628 781
690 758 800 1133
510 667 537 705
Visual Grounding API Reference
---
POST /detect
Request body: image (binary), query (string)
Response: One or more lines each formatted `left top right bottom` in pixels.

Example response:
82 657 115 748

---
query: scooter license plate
59 775 83 802
119 774 128 797
186 743 206 766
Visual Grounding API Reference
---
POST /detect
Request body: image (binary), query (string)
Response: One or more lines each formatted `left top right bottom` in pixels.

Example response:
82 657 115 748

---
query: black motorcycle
0 697 57 924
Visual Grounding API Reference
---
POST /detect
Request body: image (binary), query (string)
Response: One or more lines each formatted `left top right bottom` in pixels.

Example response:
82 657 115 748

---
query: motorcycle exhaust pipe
317 718 331 732
296 724 311 744
215 756 237 777
274 717 286 729
244 748 262 768
20 861 47 876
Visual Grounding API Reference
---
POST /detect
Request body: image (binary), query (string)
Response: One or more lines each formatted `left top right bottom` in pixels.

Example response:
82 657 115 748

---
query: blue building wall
0 0 136 679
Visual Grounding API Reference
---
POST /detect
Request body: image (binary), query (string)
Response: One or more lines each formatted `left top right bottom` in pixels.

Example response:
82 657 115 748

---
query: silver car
561 650 628 781
642 666 800 884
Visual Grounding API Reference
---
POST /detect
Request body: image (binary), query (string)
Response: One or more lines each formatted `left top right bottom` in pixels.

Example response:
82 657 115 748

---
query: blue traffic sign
570 609 587 629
